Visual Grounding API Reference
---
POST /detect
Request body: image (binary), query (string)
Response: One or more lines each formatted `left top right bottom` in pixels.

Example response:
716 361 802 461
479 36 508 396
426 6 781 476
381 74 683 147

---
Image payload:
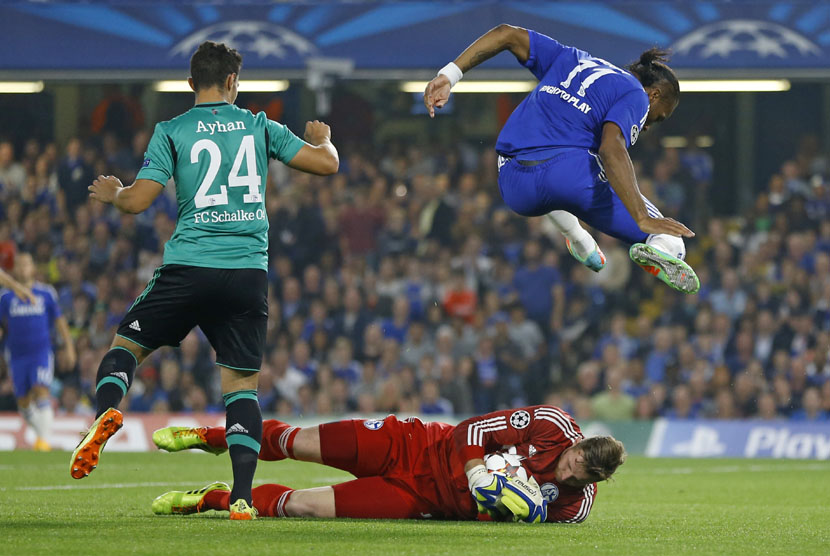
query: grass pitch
1 451 828 555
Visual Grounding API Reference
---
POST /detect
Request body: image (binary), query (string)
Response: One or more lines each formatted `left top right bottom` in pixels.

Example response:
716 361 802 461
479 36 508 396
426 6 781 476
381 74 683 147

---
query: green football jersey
137 101 306 270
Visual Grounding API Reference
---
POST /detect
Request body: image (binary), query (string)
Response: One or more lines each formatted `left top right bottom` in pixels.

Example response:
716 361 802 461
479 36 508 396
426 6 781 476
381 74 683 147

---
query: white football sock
646 234 686 261
546 210 596 258
31 398 54 442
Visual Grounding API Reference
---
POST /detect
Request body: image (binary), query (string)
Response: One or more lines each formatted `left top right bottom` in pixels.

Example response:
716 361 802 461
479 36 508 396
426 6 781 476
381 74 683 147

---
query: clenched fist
304 120 331 146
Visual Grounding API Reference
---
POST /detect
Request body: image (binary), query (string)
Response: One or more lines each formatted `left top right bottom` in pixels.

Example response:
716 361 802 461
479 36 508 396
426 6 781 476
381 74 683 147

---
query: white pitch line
311 475 352 484
5 481 185 492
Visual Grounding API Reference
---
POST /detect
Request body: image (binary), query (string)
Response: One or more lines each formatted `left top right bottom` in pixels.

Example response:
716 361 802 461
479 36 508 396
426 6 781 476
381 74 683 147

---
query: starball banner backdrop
1 1 830 72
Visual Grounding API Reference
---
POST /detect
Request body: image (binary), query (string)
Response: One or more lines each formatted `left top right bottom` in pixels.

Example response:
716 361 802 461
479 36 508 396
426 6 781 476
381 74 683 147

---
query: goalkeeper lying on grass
152 405 625 523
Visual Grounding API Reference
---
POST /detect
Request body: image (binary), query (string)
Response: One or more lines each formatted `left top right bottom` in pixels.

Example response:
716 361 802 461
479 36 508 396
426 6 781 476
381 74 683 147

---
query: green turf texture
1 451 828 555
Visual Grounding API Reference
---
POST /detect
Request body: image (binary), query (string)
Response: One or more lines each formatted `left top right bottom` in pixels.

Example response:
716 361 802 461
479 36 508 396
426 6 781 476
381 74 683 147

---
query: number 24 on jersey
191 134 262 208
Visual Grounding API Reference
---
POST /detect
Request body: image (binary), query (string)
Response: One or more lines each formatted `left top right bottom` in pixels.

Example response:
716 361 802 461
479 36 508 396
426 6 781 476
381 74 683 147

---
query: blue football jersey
0 282 61 358
496 31 649 158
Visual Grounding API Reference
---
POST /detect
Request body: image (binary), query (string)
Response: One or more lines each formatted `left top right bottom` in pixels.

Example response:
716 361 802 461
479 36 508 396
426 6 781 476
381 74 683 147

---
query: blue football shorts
8 351 53 398
497 148 661 245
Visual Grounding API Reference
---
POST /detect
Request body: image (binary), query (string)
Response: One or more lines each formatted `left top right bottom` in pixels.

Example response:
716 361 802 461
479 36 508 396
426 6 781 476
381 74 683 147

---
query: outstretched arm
88 176 164 214
452 24 530 73
55 316 77 371
599 122 694 238
424 24 530 117
0 269 35 304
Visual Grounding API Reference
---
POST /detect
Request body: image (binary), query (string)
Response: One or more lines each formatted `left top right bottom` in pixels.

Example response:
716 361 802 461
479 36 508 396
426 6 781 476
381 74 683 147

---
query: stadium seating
1 121 829 422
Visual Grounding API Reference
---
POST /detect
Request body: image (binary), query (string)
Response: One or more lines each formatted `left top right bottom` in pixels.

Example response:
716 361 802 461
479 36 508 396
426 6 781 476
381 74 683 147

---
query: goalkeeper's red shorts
319 415 451 519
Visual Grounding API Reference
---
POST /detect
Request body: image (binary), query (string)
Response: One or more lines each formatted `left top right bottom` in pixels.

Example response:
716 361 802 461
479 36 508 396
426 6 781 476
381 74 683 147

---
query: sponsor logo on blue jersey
9 298 46 317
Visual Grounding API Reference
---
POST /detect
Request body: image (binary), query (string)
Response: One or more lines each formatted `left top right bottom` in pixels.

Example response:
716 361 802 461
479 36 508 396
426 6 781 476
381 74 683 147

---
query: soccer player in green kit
71 41 338 520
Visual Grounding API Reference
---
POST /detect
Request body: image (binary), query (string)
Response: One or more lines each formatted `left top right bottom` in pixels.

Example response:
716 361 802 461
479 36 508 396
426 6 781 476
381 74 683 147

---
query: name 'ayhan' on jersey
538 85 593 114
196 120 247 135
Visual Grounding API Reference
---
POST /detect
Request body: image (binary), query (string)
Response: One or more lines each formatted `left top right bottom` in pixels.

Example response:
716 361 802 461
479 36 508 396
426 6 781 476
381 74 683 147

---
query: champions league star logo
673 20 821 59
510 410 531 429
170 21 318 60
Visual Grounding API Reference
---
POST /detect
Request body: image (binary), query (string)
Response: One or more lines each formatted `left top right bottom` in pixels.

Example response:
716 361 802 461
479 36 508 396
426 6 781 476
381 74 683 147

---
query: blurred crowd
1 110 830 423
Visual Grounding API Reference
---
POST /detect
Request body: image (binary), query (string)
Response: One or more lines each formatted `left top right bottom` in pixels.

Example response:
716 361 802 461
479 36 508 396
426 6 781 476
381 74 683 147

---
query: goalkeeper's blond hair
579 436 626 481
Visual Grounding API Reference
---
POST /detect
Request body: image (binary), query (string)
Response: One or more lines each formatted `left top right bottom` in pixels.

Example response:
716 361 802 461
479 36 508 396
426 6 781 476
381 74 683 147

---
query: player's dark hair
627 47 679 101
579 436 626 481
190 41 243 92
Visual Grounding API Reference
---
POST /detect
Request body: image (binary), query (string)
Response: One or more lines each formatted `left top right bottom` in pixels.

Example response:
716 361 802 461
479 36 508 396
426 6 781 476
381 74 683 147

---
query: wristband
466 464 489 490
438 62 463 87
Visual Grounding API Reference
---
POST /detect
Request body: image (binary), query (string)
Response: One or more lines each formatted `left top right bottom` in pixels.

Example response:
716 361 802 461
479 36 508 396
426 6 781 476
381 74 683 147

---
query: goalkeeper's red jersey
426 405 597 522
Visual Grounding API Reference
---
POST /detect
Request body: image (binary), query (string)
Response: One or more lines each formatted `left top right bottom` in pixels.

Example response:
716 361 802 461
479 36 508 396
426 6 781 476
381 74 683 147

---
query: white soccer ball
484 451 529 481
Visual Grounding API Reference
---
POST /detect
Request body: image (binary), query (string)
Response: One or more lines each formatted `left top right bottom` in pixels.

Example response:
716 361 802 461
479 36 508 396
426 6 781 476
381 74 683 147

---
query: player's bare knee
110 336 151 364
16 392 32 409
219 367 258 394
30 385 50 400
292 427 323 463
285 488 335 518
284 495 317 517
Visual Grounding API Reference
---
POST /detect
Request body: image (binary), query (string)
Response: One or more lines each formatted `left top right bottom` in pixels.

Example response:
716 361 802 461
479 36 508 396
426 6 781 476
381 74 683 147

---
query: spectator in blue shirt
419 379 454 416
790 387 829 421
513 240 562 332
380 295 410 343
645 326 675 383
128 366 168 413
664 384 700 419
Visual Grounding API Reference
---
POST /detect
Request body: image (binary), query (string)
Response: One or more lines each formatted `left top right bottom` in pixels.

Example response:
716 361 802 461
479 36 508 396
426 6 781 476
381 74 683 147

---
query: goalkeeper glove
466 464 508 516
500 476 548 524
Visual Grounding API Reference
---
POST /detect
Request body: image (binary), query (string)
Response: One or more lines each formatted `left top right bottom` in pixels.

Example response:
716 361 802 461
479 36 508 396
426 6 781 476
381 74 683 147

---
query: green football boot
70 408 123 479
152 482 230 515
629 243 700 294
229 498 258 521
152 426 227 455
566 237 606 273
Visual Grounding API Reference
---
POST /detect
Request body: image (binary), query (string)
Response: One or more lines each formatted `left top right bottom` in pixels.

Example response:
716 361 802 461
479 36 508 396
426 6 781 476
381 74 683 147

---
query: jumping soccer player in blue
0 253 76 450
424 25 699 293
